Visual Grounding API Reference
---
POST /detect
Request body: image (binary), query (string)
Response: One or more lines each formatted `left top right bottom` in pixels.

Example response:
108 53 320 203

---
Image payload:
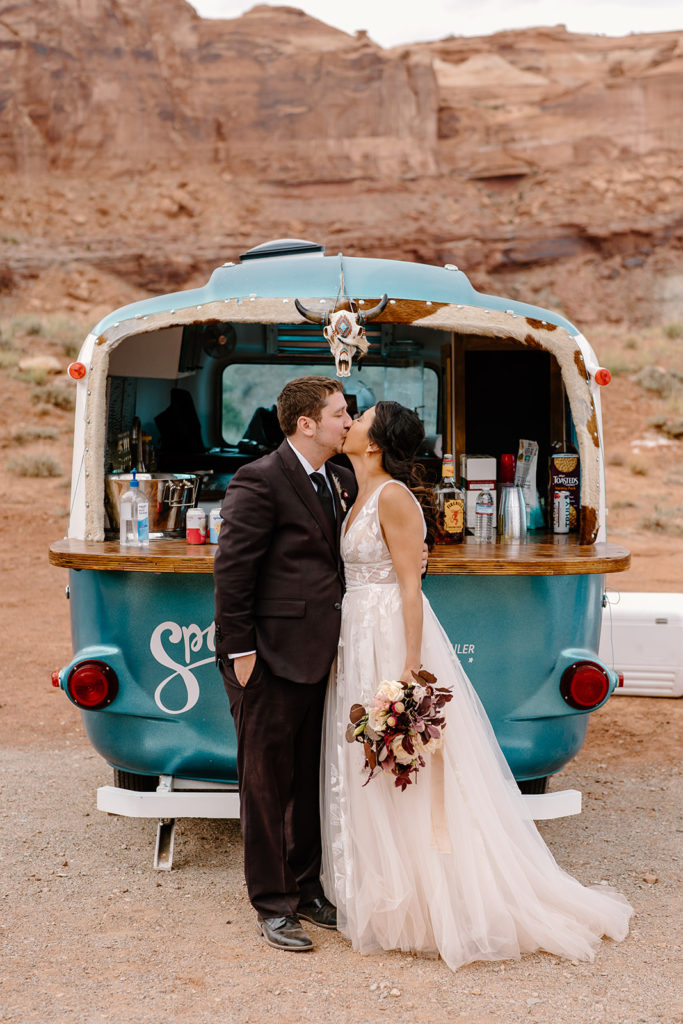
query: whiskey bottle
434 454 465 544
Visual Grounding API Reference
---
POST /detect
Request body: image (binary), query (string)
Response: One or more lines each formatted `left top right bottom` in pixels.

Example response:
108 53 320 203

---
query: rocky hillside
0 1 681 328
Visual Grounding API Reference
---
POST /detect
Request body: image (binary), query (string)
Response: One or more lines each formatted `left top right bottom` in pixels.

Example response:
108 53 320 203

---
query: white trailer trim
97 784 580 822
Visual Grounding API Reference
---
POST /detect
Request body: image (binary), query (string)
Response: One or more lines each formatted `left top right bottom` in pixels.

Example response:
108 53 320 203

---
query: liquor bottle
434 454 465 544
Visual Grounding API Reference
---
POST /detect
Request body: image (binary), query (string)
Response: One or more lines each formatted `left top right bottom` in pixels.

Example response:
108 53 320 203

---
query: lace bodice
341 479 425 589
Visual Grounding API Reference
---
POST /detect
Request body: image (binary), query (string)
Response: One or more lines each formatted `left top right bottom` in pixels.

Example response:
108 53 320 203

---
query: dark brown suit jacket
214 441 357 684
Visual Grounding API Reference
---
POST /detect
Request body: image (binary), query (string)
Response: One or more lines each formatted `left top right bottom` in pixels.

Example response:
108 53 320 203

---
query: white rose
377 679 404 703
390 734 417 766
367 707 386 733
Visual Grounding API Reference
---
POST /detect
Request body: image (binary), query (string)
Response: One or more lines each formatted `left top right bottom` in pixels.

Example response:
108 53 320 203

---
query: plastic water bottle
137 484 149 546
474 489 494 542
119 469 149 547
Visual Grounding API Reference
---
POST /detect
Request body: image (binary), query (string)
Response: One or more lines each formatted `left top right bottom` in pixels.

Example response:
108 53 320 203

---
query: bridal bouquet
346 669 452 791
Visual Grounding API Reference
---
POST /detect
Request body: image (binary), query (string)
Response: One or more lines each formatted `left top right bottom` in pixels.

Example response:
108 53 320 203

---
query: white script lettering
150 620 215 715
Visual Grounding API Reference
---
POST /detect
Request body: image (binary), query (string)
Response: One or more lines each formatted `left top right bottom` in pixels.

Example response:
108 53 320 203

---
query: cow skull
294 294 389 378
323 310 368 377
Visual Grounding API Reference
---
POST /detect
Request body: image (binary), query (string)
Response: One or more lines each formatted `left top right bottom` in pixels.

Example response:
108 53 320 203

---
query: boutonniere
330 473 349 513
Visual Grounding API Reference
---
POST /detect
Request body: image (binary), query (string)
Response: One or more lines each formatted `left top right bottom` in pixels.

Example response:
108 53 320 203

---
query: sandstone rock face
0 0 437 181
423 26 683 177
0 3 681 327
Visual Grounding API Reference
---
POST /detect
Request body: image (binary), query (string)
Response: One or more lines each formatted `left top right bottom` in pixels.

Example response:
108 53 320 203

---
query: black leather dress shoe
297 896 337 930
259 915 314 951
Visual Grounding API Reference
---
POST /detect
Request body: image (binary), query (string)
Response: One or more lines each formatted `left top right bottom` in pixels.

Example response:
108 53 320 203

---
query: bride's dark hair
368 401 438 548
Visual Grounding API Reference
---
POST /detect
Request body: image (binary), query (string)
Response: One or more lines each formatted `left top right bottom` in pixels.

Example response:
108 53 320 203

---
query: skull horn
357 294 389 324
295 298 330 325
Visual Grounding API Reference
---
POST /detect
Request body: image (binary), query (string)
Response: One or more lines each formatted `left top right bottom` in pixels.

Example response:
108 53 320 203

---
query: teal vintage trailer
50 239 629 867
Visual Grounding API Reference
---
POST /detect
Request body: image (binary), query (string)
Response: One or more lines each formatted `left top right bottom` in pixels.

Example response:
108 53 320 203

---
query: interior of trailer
101 319 574 537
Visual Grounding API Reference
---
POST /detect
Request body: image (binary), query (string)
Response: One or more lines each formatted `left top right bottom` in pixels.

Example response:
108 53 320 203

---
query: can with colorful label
209 508 222 544
186 508 207 545
552 490 570 534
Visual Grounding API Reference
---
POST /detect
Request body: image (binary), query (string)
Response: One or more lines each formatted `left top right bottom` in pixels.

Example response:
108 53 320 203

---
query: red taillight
51 670 61 688
560 660 610 710
66 660 118 710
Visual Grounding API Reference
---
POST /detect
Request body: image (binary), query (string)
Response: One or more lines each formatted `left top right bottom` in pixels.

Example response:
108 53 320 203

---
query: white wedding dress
321 479 632 970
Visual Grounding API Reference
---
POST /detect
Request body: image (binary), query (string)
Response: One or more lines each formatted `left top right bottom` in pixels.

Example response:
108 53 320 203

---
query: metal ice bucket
105 473 200 536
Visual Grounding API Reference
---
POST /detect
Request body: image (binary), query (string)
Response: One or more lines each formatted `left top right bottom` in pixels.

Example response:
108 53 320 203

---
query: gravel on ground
0 701 680 1024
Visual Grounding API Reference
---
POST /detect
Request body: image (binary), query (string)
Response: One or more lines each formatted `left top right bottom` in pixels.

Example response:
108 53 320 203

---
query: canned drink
186 508 207 545
209 508 222 544
552 490 570 534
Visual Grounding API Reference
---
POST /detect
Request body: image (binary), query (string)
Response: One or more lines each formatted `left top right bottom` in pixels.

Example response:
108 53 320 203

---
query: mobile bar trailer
50 238 629 868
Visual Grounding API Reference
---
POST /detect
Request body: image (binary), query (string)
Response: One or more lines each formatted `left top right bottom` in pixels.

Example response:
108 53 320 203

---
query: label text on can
209 508 222 544
186 508 207 545
552 491 570 534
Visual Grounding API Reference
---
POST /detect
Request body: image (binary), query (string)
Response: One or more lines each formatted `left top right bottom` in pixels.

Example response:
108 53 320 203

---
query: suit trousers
220 655 328 918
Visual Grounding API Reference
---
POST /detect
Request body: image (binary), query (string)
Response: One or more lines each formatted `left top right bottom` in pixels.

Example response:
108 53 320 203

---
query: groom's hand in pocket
234 652 257 688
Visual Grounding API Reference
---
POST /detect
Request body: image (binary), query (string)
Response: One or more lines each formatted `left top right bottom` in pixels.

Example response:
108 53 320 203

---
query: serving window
221 361 439 449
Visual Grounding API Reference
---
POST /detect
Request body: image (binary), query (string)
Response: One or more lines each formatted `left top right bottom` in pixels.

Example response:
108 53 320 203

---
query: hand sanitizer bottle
119 469 149 546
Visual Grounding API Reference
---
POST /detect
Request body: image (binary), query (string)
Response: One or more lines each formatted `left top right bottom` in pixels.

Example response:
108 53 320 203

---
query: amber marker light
594 367 612 386
67 361 87 380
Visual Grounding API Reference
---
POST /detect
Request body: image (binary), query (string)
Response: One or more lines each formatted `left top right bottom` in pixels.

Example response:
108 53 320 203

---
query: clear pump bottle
119 469 149 547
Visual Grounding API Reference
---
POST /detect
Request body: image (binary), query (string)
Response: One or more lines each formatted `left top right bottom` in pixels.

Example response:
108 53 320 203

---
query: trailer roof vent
240 238 325 261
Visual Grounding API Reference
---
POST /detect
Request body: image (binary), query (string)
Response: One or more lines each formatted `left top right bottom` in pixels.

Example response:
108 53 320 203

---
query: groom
214 376 356 951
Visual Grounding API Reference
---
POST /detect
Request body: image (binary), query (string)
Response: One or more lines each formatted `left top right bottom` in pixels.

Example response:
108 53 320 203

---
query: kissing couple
214 376 631 970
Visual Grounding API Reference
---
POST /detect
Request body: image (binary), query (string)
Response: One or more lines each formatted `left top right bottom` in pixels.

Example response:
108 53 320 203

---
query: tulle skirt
320 584 632 970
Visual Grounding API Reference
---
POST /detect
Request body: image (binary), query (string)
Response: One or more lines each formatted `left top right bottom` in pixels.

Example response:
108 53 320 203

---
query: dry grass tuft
31 384 75 411
9 426 59 445
8 453 62 477
629 461 648 476
0 348 19 369
638 505 683 536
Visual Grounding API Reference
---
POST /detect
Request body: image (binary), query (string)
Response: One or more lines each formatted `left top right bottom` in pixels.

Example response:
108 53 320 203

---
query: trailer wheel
113 768 158 791
517 776 549 795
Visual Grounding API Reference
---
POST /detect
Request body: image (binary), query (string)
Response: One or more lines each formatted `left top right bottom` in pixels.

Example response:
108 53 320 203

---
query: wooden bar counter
50 535 630 576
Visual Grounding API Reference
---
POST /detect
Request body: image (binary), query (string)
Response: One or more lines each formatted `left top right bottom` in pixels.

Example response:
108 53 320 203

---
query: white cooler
599 592 683 697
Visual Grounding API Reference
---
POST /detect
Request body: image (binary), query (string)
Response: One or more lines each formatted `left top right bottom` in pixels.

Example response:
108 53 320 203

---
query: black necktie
310 472 336 531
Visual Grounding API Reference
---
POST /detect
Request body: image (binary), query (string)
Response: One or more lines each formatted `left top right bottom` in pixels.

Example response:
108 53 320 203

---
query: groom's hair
277 376 344 436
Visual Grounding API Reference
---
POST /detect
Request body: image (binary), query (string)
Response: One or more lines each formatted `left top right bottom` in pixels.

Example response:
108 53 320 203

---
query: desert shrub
634 366 680 397
10 426 59 444
601 355 633 377
31 384 75 411
46 314 87 358
6 314 45 340
1 313 87 357
629 461 648 476
607 452 625 467
611 499 638 510
8 453 62 477
0 348 19 369
639 505 683 536
623 336 638 350
663 322 682 340
17 366 48 385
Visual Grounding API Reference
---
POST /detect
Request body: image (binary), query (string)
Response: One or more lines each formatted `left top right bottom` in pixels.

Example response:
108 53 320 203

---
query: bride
321 400 632 970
